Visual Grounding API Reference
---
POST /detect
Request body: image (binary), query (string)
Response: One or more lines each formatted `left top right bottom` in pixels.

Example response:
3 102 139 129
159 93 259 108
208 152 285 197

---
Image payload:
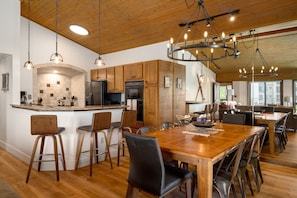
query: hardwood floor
0 132 297 198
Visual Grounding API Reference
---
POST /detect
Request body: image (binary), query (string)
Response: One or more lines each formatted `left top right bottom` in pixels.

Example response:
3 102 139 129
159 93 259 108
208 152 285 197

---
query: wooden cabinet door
114 66 124 92
124 62 143 81
106 66 124 93
90 69 98 81
143 60 158 85
106 67 115 92
97 68 107 80
144 85 159 128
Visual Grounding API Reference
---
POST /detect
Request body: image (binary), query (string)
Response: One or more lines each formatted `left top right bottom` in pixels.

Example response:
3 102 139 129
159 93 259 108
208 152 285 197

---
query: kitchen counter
8 104 125 171
11 104 126 111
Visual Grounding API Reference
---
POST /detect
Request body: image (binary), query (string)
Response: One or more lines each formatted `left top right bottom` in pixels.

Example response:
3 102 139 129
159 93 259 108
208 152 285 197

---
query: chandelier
239 34 278 78
167 0 240 62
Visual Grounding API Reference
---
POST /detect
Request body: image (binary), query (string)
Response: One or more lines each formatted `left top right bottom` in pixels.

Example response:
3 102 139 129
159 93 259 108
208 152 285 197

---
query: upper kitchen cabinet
90 68 107 81
107 66 124 93
143 60 159 85
124 62 143 81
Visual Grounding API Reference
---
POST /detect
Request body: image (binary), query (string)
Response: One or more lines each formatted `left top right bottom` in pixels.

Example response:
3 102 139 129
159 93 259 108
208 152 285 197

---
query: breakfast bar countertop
11 104 127 112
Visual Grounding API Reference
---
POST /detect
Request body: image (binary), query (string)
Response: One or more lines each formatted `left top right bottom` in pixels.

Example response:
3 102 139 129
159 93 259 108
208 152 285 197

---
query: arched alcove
32 63 87 107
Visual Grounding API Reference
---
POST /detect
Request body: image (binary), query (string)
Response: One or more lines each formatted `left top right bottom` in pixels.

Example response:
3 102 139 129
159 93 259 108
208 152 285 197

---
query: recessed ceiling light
69 25 89 35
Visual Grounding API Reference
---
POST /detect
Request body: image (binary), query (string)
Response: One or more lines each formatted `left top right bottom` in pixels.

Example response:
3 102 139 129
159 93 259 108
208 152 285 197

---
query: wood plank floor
0 132 297 198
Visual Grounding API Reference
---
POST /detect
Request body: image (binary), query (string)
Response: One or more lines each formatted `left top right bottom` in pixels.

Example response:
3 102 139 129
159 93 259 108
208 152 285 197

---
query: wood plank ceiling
20 0 297 82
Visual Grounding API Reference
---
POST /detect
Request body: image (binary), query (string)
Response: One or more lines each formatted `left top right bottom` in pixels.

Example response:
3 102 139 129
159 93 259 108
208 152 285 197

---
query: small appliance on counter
20 91 27 104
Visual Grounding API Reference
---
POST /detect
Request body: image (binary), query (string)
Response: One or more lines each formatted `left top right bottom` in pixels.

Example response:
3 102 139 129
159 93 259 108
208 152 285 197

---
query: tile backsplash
35 74 71 106
33 73 85 106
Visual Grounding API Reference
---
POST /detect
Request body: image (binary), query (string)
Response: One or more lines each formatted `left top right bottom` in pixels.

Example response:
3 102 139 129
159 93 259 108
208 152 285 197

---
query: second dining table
255 112 287 154
145 122 265 198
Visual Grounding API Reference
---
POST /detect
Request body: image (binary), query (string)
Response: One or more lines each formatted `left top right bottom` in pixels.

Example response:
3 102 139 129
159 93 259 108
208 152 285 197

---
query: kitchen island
4 104 126 171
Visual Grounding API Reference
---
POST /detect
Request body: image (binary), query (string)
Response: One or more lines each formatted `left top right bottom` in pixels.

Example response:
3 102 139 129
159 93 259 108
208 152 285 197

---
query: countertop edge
11 104 127 111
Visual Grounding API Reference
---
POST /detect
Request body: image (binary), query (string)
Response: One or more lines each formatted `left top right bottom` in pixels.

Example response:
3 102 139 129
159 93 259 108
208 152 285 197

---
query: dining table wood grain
145 122 265 198
255 112 287 154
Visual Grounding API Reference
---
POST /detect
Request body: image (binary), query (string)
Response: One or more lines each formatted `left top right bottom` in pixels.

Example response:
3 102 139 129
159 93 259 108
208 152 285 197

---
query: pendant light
94 0 105 66
50 0 63 64
24 0 34 70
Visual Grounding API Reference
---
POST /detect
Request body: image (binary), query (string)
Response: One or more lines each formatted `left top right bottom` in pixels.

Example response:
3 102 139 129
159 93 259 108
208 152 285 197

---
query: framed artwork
176 78 182 89
164 76 171 88
1 73 9 91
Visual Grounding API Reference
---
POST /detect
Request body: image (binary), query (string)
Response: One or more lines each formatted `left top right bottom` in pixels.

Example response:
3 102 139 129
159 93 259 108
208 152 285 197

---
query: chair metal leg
257 160 264 184
250 159 260 192
245 169 254 196
26 135 42 183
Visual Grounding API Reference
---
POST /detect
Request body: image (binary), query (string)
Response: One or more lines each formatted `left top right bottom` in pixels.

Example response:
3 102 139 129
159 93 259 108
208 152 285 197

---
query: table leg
268 122 275 154
197 159 212 198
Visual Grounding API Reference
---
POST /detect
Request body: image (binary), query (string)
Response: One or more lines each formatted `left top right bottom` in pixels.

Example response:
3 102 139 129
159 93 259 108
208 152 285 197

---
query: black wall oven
125 81 144 121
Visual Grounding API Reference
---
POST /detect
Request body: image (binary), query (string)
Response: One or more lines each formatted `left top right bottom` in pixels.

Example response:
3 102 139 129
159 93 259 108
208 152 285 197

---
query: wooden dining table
254 112 287 154
145 122 265 198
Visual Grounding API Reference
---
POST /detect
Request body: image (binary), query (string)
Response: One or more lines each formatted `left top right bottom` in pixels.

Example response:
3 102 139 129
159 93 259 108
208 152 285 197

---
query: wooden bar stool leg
75 132 86 170
52 135 59 181
26 135 42 183
38 136 46 171
58 134 66 171
117 129 121 166
102 132 113 169
105 127 115 161
90 132 95 177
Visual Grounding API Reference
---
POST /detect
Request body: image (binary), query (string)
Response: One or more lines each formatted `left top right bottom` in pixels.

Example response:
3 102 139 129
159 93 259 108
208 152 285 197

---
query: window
293 80 297 112
249 81 281 106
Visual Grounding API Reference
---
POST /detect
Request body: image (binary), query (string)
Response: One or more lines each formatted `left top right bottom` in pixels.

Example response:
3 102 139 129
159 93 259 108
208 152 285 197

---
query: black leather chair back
125 132 165 195
235 111 254 125
222 113 246 125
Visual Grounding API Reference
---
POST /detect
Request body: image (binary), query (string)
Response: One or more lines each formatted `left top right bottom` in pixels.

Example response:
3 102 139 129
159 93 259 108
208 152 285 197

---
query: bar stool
75 112 113 176
26 115 66 183
109 110 137 166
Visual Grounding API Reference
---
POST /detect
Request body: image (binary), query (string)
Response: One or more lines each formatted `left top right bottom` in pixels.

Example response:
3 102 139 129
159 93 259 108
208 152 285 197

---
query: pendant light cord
98 0 101 55
55 0 58 54
27 0 31 61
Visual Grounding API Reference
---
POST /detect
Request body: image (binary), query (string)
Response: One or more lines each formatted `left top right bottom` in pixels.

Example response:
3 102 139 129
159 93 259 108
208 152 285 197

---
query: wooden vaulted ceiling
20 0 297 82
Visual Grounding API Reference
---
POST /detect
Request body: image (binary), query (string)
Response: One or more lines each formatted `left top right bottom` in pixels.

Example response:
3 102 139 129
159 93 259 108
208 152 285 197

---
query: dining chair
75 112 113 176
236 134 258 198
213 140 246 198
249 128 268 192
222 113 246 125
275 112 290 151
124 132 192 198
136 125 157 135
161 121 175 130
